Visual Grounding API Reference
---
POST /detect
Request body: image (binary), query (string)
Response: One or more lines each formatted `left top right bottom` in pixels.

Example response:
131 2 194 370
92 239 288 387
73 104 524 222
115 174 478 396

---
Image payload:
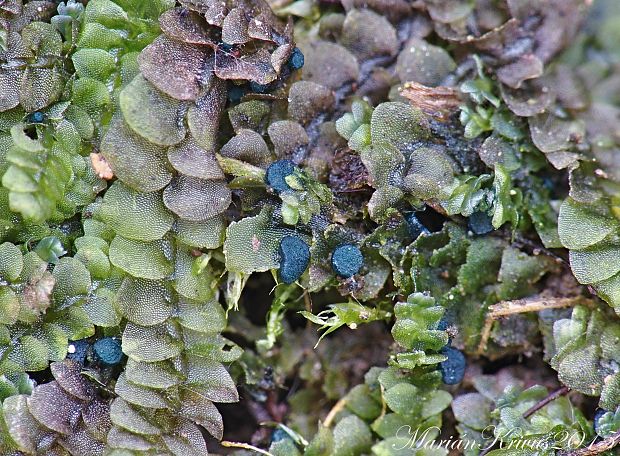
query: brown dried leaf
10 1 56 32
529 112 585 153
58 423 106 456
340 0 412 24
204 2 227 26
1 0 22 16
248 12 279 42
425 0 474 23
81 399 112 441
271 43 293 74
507 0 586 63
268 120 309 158
395 38 455 86
21 270 55 317
399 81 461 120
340 8 398 61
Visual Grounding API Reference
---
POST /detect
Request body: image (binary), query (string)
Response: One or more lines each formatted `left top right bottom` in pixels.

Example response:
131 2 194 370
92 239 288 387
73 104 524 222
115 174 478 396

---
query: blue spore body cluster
331 244 363 278
468 210 494 235
270 428 290 444
437 315 452 346
439 346 466 385
66 339 89 365
93 337 123 366
405 212 430 240
288 47 304 70
250 81 272 93
593 408 607 435
228 84 246 103
219 42 234 52
266 159 296 193
28 111 45 123
437 317 449 332
279 235 310 284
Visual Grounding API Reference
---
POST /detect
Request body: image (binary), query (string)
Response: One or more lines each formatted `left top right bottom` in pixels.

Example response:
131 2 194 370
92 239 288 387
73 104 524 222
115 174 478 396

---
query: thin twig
523 386 570 419
557 429 620 456
476 296 593 356
512 234 568 266
323 398 347 428
221 440 275 456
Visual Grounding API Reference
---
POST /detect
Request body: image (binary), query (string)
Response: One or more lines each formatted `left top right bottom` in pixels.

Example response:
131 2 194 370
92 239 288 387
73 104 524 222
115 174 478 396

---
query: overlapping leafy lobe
1 1 619 455
0 0 243 454
550 305 620 410
295 367 451 456
453 373 592 456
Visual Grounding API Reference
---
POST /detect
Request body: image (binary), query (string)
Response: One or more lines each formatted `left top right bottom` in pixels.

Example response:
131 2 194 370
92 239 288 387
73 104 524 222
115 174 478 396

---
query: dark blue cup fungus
228 84 246 103
219 42 234 52
279 235 310 284
271 428 290 444
593 408 607 435
266 159 296 193
28 111 45 123
250 81 271 93
93 337 123 366
405 212 430 240
468 210 495 235
66 339 89 365
331 244 363 278
288 47 304 70
439 346 466 385
437 317 454 345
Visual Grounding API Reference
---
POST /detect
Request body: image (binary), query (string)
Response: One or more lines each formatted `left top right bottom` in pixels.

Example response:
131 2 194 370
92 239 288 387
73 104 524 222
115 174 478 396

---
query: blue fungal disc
593 408 607 435
228 84 246 103
271 428 290 444
266 159 296 193
405 212 430 240
250 81 271 93
331 244 363 278
93 337 123 366
28 111 45 123
288 47 304 70
219 42 234 52
468 210 495 235
279 235 310 284
437 317 449 332
66 339 89 365
439 346 466 385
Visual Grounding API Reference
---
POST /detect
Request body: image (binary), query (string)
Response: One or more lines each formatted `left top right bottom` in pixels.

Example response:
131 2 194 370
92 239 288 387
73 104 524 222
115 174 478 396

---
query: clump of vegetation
2 0 620 455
